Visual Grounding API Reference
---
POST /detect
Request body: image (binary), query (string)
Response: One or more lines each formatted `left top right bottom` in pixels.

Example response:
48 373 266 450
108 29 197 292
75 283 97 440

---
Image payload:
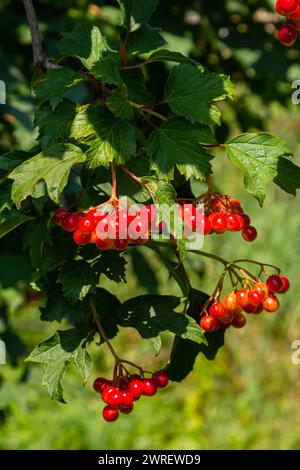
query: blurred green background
0 0 300 450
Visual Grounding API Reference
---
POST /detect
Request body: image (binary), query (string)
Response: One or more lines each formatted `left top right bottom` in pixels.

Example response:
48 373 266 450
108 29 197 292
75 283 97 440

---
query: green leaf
118 0 159 30
119 295 207 344
226 132 296 205
26 329 92 403
165 330 225 382
0 209 33 239
43 232 77 272
165 64 235 125
121 69 155 105
23 218 51 269
86 33 121 84
107 85 134 120
71 107 136 168
146 117 214 180
149 335 162 356
57 260 99 302
146 49 197 65
96 251 127 283
0 148 39 172
91 289 121 341
35 67 84 109
127 25 166 54
58 25 104 69
35 100 78 148
0 182 13 213
40 287 75 323
9 144 86 207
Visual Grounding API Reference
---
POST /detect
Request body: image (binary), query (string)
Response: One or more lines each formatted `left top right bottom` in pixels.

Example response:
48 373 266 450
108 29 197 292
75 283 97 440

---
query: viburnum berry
142 379 157 396
209 302 226 320
120 405 134 414
226 213 241 231
210 212 227 234
279 276 290 294
266 275 284 293
243 303 258 314
200 315 218 332
101 386 116 404
73 229 91 246
61 213 81 232
231 313 247 329
223 292 239 311
107 389 123 409
120 391 134 408
278 24 298 45
53 208 69 225
128 379 144 398
263 294 280 313
277 0 298 15
102 406 119 422
242 225 257 242
152 371 169 388
287 4 300 19
78 217 95 234
248 288 264 306
236 289 249 308
93 377 109 393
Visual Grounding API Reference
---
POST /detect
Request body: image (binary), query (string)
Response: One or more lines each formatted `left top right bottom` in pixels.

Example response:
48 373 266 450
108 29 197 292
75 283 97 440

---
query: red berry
101 386 116 404
288 4 300 18
226 213 241 231
78 217 95 234
266 275 284 293
102 406 119 422
231 313 247 329
120 404 134 414
114 238 129 252
197 215 212 235
61 213 81 232
210 213 227 234
87 208 107 223
53 208 69 225
277 0 298 14
241 214 251 227
278 24 298 45
263 294 280 313
209 302 226 320
248 288 264 306
95 236 114 251
73 229 91 246
223 292 239 311
279 276 290 294
243 303 257 314
120 391 134 408
152 371 169 388
220 309 235 324
236 289 249 308
128 379 144 398
142 379 157 396
276 0 286 16
242 225 257 242
93 377 108 393
200 315 218 332
107 389 123 409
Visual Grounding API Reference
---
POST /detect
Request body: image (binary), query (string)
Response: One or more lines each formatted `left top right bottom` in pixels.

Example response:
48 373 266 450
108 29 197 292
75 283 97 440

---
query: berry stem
233 259 281 274
129 101 168 122
120 165 156 201
111 162 117 202
90 300 121 363
201 143 226 148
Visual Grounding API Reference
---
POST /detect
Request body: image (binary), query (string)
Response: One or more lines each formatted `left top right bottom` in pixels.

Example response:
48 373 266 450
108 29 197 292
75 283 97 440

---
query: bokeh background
1 0 300 450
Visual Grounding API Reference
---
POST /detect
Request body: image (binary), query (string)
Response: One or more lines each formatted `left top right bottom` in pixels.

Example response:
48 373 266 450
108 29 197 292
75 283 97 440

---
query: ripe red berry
223 292 239 311
241 214 251 227
102 406 119 422
226 213 241 231
279 276 290 294
142 379 157 396
95 236 114 251
78 217 95 233
220 309 235 324
107 389 123 409
73 229 91 246
53 208 69 225
120 391 134 408
243 303 257 314
263 294 280 313
128 379 144 398
101 386 116 404
197 215 212 235
266 275 284 293
248 288 264 306
61 213 81 232
242 225 257 242
236 289 249 308
231 313 247 329
277 0 298 14
278 23 298 45
287 4 300 18
210 213 227 234
114 237 129 252
209 302 226 320
152 371 169 388
200 315 218 332
120 404 134 414
93 377 109 393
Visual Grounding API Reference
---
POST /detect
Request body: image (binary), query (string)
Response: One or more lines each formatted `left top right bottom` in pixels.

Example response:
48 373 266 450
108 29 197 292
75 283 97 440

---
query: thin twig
90 301 121 362
22 0 60 70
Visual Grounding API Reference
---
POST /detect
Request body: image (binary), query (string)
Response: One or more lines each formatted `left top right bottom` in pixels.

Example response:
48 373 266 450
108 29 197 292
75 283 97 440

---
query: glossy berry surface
242 225 257 242
278 24 297 45
142 379 157 396
200 315 218 332
152 371 169 388
102 406 119 422
266 275 284 293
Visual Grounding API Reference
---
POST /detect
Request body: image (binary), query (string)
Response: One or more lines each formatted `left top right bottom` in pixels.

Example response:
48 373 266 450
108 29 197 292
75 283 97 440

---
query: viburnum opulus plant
1 0 300 422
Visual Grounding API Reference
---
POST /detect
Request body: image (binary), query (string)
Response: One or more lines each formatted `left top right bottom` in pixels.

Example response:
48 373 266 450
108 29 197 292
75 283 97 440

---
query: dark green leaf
122 69 155 105
146 117 214 180
96 251 127 283
23 218 51 269
165 64 235 125
58 260 99 302
127 25 166 54
0 209 33 239
0 182 13 213
107 85 134 119
9 144 86 207
118 0 159 30
35 67 84 109
26 329 92 403
0 148 39 172
43 232 77 272
40 288 75 323
91 289 121 341
72 106 136 168
146 49 196 65
226 132 296 205
58 25 104 69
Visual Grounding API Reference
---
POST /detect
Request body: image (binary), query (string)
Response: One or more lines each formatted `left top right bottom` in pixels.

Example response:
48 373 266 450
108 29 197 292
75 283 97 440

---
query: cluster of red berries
275 0 300 45
179 194 257 242
200 275 290 332
53 204 154 251
93 371 169 422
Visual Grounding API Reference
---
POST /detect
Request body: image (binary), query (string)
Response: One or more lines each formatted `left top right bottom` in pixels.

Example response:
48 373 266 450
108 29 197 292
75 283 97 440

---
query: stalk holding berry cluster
2 0 299 424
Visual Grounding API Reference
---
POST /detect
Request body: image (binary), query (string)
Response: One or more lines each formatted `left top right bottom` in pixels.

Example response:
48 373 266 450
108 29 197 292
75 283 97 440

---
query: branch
22 0 59 70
